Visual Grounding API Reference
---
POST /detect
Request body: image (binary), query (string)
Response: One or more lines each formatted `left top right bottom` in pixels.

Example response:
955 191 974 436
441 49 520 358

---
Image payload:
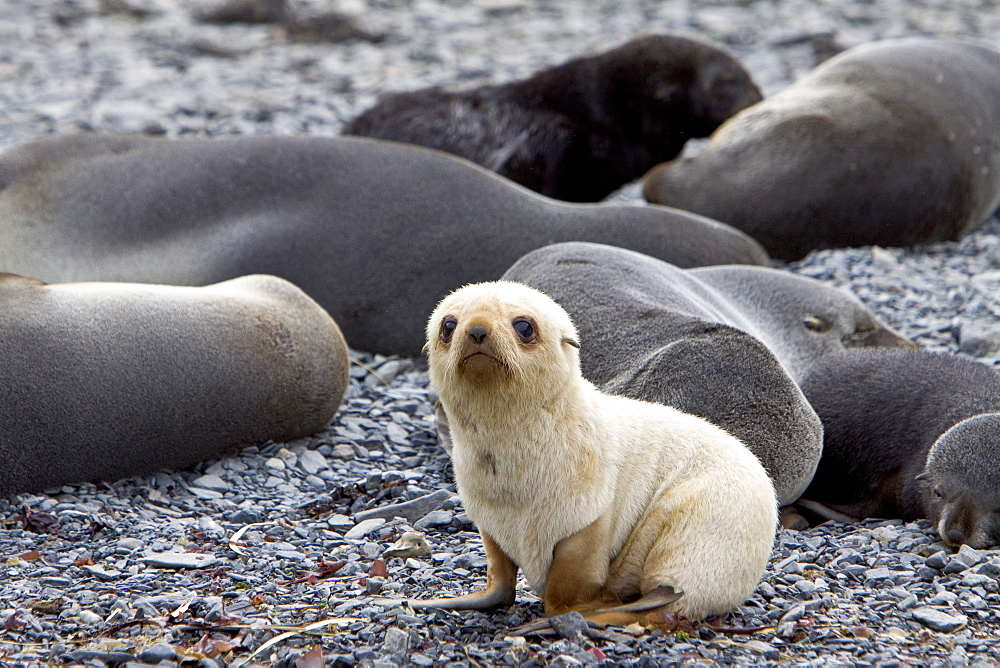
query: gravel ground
3 0 1000 665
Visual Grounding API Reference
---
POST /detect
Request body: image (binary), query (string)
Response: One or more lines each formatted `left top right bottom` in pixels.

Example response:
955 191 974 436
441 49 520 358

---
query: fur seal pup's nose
468 324 488 344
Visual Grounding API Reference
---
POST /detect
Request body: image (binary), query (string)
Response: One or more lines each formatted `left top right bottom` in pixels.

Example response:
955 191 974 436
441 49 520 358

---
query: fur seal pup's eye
512 318 535 343
441 316 458 343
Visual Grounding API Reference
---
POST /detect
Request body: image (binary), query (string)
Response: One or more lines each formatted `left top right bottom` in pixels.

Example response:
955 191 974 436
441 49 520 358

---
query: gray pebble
911 607 968 633
140 552 220 570
414 510 454 531
136 642 178 663
381 626 410 654
345 518 387 540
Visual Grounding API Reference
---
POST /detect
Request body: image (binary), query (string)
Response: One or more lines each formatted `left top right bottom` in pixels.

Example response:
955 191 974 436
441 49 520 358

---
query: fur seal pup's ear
562 337 580 349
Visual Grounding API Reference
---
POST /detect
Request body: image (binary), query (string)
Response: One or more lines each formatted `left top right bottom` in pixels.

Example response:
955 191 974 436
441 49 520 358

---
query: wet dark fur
799 349 1000 547
344 34 761 202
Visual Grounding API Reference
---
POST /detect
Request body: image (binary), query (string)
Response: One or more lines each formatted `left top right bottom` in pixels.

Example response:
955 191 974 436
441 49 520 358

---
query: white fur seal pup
412 281 777 624
0 273 350 496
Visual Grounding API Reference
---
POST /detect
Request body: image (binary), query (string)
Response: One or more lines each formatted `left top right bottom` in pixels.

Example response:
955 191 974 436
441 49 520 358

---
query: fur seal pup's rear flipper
403 531 517 611
509 586 684 635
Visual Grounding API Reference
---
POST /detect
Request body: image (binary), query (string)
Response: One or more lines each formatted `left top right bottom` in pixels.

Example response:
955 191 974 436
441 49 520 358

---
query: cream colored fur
426 280 778 620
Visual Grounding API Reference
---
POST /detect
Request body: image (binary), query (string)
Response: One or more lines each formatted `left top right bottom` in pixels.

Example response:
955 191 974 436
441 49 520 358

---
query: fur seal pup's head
426 281 581 411
921 414 1000 549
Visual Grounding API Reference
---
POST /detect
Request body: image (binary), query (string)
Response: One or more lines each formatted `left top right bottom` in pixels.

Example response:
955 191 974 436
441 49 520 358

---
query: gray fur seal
798 349 1000 549
0 273 350 497
0 133 769 356
344 34 761 202
407 281 776 624
502 242 912 505
643 38 1000 260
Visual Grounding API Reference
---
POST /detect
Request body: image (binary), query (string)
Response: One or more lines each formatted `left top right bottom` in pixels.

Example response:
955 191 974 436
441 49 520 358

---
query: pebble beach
2 0 1000 665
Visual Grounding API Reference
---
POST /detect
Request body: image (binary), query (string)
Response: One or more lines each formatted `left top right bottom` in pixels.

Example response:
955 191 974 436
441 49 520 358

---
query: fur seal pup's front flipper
405 531 517 611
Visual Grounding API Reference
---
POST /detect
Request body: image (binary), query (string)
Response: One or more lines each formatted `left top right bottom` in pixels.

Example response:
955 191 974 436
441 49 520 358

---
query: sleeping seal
403 281 776 625
0 273 350 497
643 38 1000 259
502 241 912 506
799 349 1000 549
344 34 761 202
0 133 769 356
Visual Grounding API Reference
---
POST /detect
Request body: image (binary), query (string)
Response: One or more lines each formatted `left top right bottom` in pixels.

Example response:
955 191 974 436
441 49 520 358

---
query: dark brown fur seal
344 34 762 202
798 349 1000 548
0 133 768 356
0 273 350 497
501 241 912 506
643 38 1000 259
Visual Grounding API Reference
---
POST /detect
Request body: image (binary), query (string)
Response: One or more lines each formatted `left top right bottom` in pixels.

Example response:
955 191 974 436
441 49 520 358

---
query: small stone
191 474 229 492
929 591 958 605
228 507 263 524
957 321 1000 357
925 552 948 570
452 552 488 570
141 552 220 570
550 611 588 644
976 561 1000 577
344 518 386 540
381 626 410 654
943 559 970 574
81 564 122 581
116 538 144 551
744 640 780 660
331 444 356 459
298 449 329 474
264 457 286 471
366 576 385 594
414 509 453 531
864 567 892 582
136 642 178 663
78 610 102 624
305 474 327 490
956 544 983 567
794 580 818 595
911 607 967 633
275 447 298 464
961 573 992 588
38 577 73 588
328 514 354 530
